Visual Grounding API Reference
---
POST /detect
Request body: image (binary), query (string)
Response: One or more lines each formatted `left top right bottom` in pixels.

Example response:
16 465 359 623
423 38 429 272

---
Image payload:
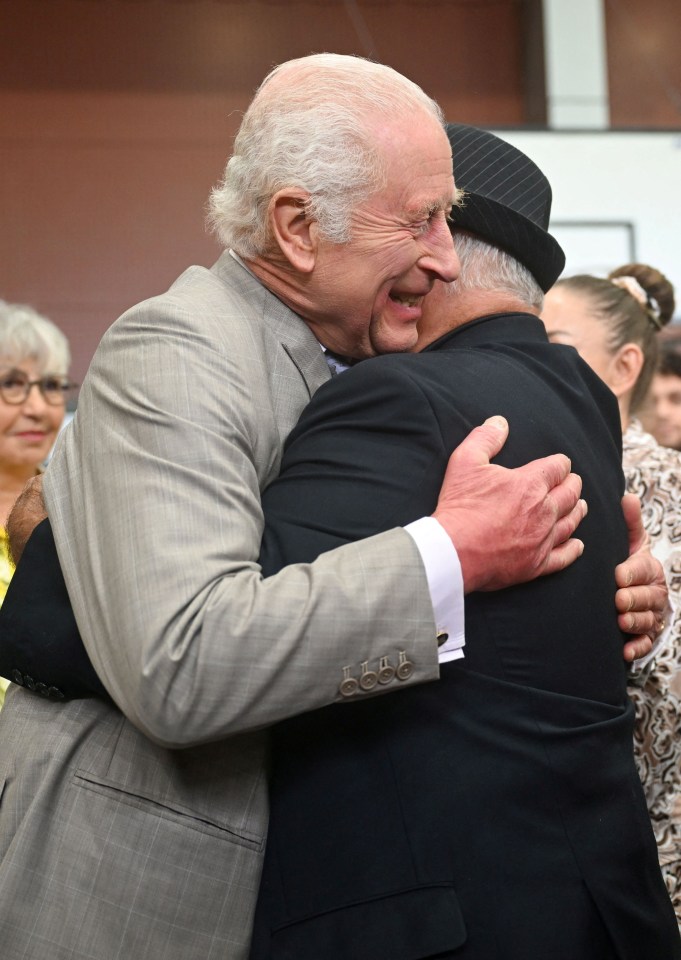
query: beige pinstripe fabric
0 252 439 958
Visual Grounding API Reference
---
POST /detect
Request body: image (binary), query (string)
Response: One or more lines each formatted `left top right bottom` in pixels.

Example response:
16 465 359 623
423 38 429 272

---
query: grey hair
0 301 70 374
447 232 544 311
207 53 444 258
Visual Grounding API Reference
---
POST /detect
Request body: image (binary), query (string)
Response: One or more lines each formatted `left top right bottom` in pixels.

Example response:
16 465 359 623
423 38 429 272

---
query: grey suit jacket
0 253 439 960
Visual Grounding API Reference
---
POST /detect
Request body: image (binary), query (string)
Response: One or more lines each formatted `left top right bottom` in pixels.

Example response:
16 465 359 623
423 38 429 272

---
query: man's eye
415 213 437 233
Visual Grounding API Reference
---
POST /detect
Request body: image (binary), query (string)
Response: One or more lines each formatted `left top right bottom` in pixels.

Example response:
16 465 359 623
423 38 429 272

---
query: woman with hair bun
0 302 74 707
543 263 681 922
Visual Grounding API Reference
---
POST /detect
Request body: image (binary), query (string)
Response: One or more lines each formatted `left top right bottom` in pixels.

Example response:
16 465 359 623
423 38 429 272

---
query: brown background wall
1 0 679 381
0 0 535 380
605 0 681 128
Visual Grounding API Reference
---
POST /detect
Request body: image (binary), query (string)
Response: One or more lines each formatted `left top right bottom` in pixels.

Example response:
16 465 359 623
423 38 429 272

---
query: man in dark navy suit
0 125 676 959
247 125 680 959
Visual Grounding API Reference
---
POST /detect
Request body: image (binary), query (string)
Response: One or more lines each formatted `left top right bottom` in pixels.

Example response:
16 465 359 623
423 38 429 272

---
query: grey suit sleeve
43 296 440 747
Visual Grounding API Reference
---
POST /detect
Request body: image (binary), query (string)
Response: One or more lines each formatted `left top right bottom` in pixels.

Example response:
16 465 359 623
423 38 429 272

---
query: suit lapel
264 296 331 446
213 251 331 400
212 251 331 455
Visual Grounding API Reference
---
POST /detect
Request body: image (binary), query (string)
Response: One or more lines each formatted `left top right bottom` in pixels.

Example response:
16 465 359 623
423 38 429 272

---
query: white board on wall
491 129 681 320
550 221 635 278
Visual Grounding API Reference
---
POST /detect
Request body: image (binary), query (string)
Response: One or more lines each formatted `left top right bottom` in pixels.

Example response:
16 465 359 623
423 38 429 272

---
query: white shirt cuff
404 517 465 663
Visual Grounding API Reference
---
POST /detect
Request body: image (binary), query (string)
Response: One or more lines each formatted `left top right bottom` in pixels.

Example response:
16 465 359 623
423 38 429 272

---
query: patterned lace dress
625 418 681 923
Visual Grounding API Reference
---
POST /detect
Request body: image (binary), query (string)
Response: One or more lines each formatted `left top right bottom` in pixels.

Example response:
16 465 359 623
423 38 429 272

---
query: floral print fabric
625 419 681 922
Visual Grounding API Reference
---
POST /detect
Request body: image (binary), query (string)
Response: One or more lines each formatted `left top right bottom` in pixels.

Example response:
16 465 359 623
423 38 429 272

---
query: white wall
491 130 681 319
542 0 609 129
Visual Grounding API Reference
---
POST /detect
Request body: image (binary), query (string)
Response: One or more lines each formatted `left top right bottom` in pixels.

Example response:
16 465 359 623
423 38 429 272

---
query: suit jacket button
396 660 414 681
359 670 378 691
11 669 24 685
339 677 358 697
378 665 395 684
23 675 36 691
47 686 65 700
35 682 49 697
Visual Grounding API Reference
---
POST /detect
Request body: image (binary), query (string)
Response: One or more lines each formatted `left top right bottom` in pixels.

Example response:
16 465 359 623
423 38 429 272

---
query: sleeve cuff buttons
339 652 414 697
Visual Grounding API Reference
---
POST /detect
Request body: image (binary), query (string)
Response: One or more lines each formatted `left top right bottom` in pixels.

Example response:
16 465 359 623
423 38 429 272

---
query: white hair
448 232 544 310
0 301 71 374
207 53 444 258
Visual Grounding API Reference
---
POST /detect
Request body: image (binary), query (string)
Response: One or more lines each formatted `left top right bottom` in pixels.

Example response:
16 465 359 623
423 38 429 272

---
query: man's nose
420 215 460 283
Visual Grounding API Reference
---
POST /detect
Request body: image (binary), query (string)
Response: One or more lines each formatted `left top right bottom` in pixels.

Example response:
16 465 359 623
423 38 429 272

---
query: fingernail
485 416 506 430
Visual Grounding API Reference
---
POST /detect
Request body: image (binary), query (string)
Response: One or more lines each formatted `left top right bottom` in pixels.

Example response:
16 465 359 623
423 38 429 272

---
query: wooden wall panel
606 0 681 128
0 0 528 377
1 0 526 103
1 90 236 379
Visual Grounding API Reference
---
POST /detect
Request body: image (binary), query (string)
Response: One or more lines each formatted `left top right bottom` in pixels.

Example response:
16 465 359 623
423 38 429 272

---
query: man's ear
610 342 645 398
269 189 317 273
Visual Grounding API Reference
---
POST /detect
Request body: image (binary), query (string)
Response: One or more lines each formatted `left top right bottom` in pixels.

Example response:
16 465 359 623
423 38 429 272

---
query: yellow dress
0 527 13 708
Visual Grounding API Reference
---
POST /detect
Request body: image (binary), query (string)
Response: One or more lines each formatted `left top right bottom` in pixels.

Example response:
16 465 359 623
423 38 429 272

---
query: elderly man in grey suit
0 54 661 960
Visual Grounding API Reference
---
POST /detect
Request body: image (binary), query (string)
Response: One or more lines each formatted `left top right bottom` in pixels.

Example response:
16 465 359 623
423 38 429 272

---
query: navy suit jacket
0 313 678 959
251 314 679 959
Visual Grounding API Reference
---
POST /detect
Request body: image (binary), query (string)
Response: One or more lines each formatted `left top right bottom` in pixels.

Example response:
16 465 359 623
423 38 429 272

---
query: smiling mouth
390 293 423 307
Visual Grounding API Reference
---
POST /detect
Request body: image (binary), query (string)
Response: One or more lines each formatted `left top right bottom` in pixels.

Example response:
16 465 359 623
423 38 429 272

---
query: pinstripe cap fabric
446 123 565 292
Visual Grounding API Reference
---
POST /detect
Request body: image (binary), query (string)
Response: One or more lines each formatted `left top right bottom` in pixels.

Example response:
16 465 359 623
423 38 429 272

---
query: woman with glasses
542 262 681 923
0 302 74 707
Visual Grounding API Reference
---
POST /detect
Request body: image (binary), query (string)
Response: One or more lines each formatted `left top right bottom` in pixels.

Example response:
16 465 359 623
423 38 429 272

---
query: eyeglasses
0 369 78 406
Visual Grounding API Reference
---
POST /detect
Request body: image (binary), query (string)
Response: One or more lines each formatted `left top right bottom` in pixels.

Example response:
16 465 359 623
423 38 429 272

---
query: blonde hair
554 264 675 413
